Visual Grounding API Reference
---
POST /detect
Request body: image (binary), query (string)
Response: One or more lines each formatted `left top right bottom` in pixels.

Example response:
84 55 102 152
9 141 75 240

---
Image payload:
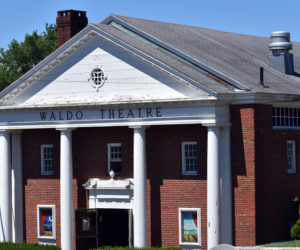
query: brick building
0 10 300 250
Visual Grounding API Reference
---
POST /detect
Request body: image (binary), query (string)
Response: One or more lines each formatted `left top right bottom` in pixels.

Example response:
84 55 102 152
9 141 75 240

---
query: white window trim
107 143 122 174
41 144 54 176
287 140 296 174
178 208 201 246
37 205 56 240
182 141 198 176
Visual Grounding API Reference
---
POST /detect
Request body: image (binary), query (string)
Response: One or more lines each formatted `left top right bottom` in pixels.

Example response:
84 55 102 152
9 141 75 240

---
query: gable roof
99 15 300 96
2 14 300 109
0 23 215 108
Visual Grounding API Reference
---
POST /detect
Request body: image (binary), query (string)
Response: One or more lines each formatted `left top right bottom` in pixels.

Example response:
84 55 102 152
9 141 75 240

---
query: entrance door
98 209 131 247
75 209 98 250
75 208 133 249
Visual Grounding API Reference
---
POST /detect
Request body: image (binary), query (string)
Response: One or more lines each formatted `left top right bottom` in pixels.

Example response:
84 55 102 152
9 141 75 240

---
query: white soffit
1 31 212 108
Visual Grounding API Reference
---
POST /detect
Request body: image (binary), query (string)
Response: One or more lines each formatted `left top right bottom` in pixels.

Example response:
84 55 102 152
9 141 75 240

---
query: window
182 142 198 175
41 145 54 175
108 143 122 175
37 205 56 240
287 140 296 174
89 68 106 90
273 107 300 128
179 208 201 246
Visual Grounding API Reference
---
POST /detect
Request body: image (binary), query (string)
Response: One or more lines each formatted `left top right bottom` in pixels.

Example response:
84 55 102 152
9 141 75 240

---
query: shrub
90 248 180 250
0 242 61 250
291 204 300 239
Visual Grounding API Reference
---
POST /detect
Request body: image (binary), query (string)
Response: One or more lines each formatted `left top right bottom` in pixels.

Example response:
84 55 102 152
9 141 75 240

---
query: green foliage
291 203 300 239
262 240 300 247
291 220 300 240
90 248 180 250
0 24 57 91
0 242 61 249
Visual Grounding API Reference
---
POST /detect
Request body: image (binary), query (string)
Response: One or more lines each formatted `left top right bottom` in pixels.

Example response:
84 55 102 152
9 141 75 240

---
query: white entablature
0 103 230 130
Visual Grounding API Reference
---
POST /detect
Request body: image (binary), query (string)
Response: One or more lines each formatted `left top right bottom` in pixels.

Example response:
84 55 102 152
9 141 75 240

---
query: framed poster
37 205 56 239
179 208 201 245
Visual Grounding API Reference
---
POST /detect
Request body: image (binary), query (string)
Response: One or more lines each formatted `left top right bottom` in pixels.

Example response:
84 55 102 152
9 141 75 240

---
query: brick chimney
56 10 88 48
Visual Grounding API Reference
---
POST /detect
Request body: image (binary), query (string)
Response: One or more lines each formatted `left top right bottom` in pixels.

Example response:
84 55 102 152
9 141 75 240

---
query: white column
58 128 73 250
12 131 23 243
220 125 232 244
0 130 11 242
207 126 220 250
131 125 147 248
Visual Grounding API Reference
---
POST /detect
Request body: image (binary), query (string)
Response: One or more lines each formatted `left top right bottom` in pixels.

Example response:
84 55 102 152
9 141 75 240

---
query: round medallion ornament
89 68 107 91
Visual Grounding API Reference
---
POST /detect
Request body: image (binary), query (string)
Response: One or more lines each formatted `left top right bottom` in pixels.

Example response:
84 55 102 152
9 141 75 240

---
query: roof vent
269 31 294 75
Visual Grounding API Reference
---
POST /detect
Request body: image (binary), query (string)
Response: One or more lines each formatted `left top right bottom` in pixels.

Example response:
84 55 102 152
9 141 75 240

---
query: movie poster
41 209 53 236
182 212 198 242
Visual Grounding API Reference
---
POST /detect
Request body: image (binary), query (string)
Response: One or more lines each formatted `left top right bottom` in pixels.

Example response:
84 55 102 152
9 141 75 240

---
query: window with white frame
41 145 54 175
179 208 201 246
37 205 56 240
287 140 296 174
182 142 198 175
273 107 300 127
108 143 122 175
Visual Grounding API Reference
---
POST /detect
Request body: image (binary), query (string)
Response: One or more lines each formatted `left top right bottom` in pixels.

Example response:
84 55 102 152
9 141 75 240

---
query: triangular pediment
0 27 213 108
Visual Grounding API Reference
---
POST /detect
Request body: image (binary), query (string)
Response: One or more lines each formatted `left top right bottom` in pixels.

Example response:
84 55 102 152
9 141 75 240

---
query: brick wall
231 105 257 246
147 125 207 248
23 129 61 245
72 127 133 208
255 104 300 244
231 104 300 246
22 125 207 248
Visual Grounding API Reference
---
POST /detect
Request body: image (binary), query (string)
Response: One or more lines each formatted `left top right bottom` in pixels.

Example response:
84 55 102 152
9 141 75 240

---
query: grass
263 240 300 247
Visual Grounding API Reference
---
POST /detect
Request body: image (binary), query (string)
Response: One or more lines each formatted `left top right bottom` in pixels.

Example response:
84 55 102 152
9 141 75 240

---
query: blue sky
1 0 300 50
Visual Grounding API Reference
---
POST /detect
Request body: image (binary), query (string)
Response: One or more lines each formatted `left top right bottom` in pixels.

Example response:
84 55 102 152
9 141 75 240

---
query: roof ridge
104 14 300 44
106 14 268 40
100 14 250 91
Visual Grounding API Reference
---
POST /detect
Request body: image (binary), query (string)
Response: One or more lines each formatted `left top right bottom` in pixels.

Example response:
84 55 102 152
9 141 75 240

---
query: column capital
129 125 149 131
11 130 23 135
204 122 231 128
0 129 11 134
56 127 76 133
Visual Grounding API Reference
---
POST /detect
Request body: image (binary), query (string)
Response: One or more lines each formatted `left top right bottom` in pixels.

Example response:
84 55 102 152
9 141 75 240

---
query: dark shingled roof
96 15 300 95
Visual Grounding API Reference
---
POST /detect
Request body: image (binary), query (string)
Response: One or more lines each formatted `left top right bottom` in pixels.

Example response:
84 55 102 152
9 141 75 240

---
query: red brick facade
231 105 257 246
230 104 300 246
23 125 208 248
21 106 300 248
255 105 300 244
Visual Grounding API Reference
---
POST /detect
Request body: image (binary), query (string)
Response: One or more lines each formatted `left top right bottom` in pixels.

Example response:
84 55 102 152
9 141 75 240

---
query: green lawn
263 240 300 247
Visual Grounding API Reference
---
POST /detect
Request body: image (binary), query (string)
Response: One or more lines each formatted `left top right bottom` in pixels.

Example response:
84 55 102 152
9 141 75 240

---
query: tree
0 24 57 91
